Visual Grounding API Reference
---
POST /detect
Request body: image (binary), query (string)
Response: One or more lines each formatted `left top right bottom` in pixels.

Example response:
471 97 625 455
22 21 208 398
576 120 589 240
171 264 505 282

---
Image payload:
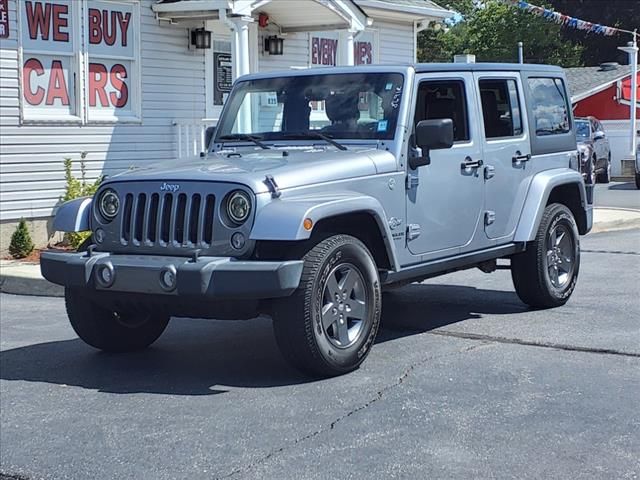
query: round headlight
226 191 251 224
99 189 120 221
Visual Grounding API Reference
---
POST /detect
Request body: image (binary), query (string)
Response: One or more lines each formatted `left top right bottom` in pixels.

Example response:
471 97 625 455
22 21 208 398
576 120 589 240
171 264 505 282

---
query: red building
565 64 639 177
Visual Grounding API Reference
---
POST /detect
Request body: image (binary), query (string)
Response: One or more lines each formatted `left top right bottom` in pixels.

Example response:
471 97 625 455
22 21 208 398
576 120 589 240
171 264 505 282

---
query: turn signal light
303 218 313 231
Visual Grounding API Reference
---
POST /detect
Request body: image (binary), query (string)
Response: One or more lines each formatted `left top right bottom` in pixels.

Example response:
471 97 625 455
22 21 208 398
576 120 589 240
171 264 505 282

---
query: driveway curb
1 208 639 298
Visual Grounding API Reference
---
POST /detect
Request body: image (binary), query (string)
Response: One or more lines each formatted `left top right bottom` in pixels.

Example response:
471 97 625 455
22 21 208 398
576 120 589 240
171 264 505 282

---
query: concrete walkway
2 207 639 298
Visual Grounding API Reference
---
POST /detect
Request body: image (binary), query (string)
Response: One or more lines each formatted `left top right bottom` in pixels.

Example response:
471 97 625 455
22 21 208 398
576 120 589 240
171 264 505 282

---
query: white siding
377 20 415 64
258 32 309 72
0 0 206 221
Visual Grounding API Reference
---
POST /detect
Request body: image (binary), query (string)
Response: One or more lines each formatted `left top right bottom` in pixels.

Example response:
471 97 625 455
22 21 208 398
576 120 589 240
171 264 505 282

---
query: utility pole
618 30 638 159
518 42 524 64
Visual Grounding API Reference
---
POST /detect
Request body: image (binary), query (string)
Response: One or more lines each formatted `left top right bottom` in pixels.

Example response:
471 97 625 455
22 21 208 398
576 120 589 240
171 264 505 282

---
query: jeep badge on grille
160 183 180 192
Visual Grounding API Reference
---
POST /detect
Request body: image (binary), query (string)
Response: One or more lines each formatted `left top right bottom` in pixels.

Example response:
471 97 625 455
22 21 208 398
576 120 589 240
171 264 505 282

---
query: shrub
60 152 102 249
9 218 35 259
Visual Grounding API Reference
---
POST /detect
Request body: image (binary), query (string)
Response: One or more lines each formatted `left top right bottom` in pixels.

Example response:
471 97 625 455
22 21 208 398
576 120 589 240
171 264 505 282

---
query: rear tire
585 156 596 185
511 203 580 309
597 155 611 183
65 288 170 352
272 235 381 377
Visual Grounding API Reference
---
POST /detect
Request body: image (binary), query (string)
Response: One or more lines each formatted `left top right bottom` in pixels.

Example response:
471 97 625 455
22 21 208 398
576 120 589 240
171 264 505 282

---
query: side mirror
205 126 217 150
593 131 605 141
409 118 454 169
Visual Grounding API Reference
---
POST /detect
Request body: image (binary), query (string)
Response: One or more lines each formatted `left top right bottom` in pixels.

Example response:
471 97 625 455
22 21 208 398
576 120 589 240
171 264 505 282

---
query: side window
528 77 571 136
415 80 469 142
479 79 523 138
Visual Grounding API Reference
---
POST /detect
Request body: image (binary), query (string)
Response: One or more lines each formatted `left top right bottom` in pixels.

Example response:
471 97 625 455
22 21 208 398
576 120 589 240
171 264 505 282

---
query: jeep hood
107 147 397 193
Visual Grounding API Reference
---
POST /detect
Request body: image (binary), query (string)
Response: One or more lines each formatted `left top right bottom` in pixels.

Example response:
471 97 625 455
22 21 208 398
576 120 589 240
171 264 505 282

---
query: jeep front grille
120 192 215 248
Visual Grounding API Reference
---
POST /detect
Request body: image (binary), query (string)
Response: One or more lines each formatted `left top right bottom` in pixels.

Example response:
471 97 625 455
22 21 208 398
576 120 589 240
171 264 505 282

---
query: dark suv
576 116 611 184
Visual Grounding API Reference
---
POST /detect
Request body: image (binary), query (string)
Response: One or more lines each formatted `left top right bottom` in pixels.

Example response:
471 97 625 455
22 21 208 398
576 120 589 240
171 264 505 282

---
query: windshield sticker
391 86 402 109
385 82 394 91
377 120 389 132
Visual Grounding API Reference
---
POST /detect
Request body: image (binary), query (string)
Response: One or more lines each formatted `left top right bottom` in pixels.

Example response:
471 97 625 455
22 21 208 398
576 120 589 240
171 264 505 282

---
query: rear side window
528 77 570 136
479 79 523 138
415 80 470 142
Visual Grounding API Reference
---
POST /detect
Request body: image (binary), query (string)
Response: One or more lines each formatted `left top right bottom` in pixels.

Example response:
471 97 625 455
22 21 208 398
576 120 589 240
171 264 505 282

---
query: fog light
159 266 177 292
94 228 105 244
231 232 246 250
96 263 115 288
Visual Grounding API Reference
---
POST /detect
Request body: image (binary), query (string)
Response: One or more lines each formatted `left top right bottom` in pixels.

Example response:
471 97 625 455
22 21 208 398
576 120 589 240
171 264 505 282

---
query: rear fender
514 169 591 241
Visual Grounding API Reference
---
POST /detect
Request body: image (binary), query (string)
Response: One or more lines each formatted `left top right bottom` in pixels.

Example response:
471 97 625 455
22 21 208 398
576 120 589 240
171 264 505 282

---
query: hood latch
264 174 281 198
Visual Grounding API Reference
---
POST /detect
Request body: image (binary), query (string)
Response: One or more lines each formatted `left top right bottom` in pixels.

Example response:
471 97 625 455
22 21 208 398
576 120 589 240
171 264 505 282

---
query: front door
406 73 486 258
475 73 532 241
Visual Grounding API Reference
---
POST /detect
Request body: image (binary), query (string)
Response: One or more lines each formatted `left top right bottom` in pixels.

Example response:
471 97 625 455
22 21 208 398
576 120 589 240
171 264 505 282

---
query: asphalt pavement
594 181 640 210
1 228 639 480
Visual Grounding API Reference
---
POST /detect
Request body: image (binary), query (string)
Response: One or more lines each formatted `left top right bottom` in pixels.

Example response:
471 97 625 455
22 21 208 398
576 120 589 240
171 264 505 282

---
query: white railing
173 118 218 159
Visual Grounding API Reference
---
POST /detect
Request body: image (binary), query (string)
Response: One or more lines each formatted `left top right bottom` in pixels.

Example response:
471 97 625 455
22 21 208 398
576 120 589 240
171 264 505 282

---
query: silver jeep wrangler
42 64 592 377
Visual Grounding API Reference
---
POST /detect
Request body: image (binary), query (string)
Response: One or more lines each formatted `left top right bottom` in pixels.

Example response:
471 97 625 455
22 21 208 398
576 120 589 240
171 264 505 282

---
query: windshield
215 73 405 144
576 120 590 138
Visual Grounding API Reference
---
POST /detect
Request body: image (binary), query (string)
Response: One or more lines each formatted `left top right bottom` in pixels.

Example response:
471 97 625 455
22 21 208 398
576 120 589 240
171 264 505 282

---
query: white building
0 0 451 251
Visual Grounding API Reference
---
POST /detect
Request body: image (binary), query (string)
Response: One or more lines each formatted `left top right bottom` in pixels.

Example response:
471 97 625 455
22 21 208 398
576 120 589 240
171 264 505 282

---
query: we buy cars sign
20 0 135 120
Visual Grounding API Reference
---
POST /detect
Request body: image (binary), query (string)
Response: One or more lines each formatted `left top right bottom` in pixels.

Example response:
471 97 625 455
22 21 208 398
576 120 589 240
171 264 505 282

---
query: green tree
418 0 584 67
9 218 35 259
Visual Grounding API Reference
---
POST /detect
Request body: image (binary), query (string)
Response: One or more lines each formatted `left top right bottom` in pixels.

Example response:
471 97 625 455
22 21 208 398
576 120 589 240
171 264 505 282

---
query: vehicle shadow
607 182 637 191
0 284 526 395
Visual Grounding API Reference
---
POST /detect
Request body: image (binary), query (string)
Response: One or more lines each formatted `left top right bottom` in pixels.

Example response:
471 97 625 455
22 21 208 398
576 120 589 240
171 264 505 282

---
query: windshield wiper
218 134 271 150
284 131 348 151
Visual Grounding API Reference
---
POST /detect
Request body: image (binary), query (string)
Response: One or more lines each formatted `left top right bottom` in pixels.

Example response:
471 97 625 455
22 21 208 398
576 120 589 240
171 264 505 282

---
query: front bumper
40 251 303 299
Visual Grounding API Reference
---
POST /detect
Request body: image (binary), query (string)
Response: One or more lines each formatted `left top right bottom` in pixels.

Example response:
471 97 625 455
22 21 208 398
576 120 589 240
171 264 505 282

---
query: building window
479 79 523 138
528 77 570 136
19 0 140 123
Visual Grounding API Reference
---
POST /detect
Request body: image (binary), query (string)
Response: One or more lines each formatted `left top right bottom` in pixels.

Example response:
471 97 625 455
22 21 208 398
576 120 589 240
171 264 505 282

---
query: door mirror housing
593 131 605 141
409 119 455 169
205 126 217 150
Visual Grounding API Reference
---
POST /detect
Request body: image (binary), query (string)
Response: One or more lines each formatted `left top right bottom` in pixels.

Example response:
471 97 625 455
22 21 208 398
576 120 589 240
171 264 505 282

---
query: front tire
511 204 580 309
65 288 170 352
272 235 381 377
635 172 640 190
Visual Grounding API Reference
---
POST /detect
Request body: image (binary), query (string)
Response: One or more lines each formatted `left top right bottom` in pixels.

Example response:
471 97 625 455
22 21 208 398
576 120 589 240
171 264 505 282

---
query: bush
61 152 102 249
9 218 35 259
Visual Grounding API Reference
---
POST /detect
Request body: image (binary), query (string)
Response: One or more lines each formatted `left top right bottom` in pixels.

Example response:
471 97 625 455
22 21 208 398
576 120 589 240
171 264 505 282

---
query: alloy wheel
321 263 368 348
546 224 576 289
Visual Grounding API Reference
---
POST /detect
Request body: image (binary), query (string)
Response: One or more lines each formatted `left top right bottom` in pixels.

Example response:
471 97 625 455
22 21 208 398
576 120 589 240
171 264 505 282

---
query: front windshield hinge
264 174 281 198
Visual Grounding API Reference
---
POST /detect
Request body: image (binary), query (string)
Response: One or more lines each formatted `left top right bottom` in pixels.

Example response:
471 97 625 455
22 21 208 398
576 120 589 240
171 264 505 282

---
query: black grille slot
118 190 215 249
188 194 201 245
134 194 146 243
174 194 187 245
204 194 215 245
147 194 159 243
122 194 134 242
160 194 173 244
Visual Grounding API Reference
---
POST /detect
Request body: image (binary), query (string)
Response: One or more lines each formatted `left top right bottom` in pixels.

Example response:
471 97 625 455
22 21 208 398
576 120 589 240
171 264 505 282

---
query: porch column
338 29 357 66
225 15 253 79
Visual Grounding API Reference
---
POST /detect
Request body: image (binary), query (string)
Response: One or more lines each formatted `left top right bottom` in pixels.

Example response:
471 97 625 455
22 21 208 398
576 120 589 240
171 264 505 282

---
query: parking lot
1 217 639 479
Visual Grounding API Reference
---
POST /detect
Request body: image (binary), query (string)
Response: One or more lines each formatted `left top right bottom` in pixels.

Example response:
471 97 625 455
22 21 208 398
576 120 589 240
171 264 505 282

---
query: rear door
475 72 533 241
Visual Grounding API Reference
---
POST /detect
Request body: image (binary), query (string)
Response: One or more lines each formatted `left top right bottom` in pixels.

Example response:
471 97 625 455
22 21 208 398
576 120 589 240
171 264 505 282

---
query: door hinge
406 172 419 189
484 165 495 180
407 224 421 240
485 211 496 226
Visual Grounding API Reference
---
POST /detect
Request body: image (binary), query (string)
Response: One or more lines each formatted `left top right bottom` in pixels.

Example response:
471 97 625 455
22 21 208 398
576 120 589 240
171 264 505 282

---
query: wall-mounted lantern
191 28 212 49
264 35 284 55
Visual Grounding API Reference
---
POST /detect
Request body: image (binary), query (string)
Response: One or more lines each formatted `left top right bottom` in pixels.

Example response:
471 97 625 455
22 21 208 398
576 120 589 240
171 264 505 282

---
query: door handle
512 151 531 165
461 157 483 169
